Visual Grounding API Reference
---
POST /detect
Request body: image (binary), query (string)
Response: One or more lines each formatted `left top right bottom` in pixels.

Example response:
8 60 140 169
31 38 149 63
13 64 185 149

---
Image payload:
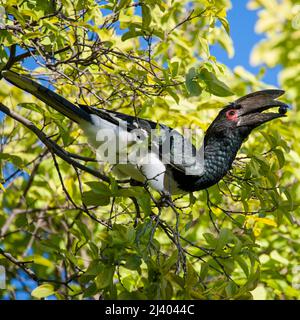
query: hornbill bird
1 70 289 195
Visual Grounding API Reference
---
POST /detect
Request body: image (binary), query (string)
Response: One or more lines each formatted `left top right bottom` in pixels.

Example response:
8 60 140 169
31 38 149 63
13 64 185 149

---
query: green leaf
215 228 232 252
200 262 209 280
121 29 144 41
142 4 151 28
186 262 198 288
273 148 285 168
83 282 98 298
18 103 44 114
85 260 103 276
75 220 91 241
115 186 143 198
22 31 43 40
111 224 135 245
124 254 142 270
137 194 151 217
85 181 111 195
15 214 28 228
89 242 99 259
40 37 52 46
218 17 230 34
245 267 260 291
95 265 115 289
0 153 23 167
225 281 238 297
6 6 26 27
162 251 178 273
185 68 202 97
166 87 180 104
236 257 249 277
198 37 210 59
31 284 55 299
170 60 179 77
203 232 216 247
82 190 110 206
116 0 131 11
65 250 78 265
198 68 233 97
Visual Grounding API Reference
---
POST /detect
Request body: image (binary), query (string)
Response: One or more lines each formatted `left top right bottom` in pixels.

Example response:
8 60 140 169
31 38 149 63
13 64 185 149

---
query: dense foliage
0 0 298 299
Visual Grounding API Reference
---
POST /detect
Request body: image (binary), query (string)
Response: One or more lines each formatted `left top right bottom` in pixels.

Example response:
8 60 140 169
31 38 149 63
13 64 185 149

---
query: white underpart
79 114 180 194
138 152 166 191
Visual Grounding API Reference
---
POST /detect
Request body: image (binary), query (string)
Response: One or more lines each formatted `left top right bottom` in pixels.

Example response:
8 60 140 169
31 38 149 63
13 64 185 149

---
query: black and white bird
2 70 289 195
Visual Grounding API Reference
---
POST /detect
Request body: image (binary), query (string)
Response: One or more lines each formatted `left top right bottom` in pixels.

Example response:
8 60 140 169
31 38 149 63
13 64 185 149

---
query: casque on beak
235 90 290 128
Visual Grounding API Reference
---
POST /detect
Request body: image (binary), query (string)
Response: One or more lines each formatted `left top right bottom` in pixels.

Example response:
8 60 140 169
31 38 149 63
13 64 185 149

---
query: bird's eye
226 109 238 121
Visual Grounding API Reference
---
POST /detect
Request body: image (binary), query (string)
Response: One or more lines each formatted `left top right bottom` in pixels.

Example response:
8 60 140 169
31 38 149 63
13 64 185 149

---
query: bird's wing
79 104 158 132
80 105 202 176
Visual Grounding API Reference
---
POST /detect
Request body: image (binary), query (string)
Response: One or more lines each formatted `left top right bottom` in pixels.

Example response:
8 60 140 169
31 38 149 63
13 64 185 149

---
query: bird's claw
157 193 172 207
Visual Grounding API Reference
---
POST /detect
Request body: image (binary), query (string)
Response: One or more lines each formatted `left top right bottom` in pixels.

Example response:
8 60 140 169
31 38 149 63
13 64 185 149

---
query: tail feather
1 70 92 124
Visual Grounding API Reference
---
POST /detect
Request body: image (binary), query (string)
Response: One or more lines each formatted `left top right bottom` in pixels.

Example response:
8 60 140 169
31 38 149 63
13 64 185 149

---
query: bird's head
206 90 289 140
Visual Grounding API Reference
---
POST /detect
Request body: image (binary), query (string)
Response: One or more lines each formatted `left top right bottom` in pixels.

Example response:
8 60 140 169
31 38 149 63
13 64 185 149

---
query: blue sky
211 1 280 86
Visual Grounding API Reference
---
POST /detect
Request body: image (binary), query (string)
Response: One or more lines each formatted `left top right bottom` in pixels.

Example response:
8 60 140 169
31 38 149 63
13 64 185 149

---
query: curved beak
235 90 290 127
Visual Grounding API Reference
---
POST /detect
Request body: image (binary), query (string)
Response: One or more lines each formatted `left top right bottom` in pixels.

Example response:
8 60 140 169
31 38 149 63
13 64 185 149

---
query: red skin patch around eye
226 110 238 122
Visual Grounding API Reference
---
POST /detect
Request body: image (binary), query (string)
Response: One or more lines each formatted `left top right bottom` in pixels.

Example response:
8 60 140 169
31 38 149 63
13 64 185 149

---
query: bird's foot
157 193 172 207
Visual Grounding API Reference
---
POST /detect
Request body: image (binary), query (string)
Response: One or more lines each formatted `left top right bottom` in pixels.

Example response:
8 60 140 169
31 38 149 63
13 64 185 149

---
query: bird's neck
202 133 244 185
177 131 245 192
